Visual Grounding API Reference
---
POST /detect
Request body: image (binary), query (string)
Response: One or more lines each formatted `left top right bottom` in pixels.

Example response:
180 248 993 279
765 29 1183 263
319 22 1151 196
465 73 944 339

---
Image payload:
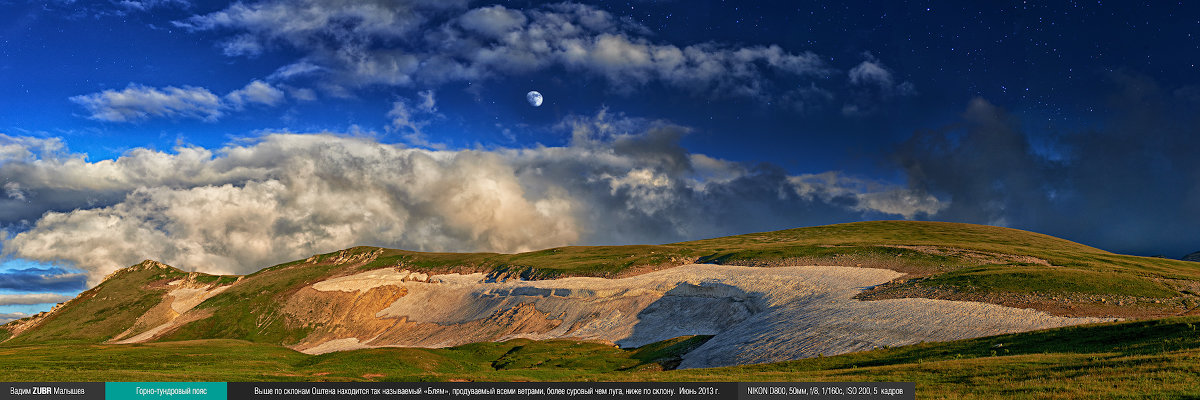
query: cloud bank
1 113 939 284
0 293 73 307
0 267 87 292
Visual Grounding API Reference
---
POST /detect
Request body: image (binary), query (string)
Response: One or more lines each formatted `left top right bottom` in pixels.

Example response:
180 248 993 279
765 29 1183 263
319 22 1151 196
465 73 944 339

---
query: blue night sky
1 1 1198 319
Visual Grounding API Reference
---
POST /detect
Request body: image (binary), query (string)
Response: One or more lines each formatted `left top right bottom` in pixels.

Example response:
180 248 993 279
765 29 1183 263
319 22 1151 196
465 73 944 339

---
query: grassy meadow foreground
2 221 1199 398
1 317 1198 398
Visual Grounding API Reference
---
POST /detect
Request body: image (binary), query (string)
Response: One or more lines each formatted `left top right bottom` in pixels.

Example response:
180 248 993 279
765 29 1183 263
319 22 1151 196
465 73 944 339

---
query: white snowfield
308 264 1112 368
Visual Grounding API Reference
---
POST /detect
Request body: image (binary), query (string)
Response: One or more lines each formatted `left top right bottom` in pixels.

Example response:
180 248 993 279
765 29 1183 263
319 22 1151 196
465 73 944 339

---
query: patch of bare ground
855 278 1196 319
283 285 409 352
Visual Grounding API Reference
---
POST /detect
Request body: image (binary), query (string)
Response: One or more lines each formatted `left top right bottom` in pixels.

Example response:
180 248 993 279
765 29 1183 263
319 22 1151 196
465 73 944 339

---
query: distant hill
1184 251 1200 262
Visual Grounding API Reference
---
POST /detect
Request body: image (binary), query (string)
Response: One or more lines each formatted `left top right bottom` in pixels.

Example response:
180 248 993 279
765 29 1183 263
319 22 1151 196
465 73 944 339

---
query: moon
526 91 543 107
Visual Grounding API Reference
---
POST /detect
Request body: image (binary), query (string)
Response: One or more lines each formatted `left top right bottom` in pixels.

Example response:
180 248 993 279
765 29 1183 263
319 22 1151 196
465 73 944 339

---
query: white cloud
789 172 941 219
225 80 285 108
849 60 893 87
220 34 264 57
4 134 581 284
842 54 916 115
458 5 527 38
387 90 440 147
268 62 323 80
70 84 223 122
1 113 941 285
173 0 462 48
0 293 72 306
286 86 318 102
848 55 915 96
415 90 437 113
72 80 287 123
0 135 65 162
4 182 25 201
178 2 832 103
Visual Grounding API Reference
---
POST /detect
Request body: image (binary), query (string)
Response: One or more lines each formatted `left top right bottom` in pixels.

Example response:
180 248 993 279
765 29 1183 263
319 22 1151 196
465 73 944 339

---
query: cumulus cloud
0 293 73 306
0 135 64 162
177 2 832 104
72 80 288 122
70 84 224 122
0 112 938 284
0 267 87 292
5 135 582 283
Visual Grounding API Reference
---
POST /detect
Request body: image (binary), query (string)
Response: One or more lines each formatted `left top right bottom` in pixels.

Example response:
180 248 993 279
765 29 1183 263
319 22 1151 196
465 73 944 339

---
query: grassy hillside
1 221 1199 397
4 221 1199 347
286 221 1200 287
1 318 1197 398
311 221 1200 318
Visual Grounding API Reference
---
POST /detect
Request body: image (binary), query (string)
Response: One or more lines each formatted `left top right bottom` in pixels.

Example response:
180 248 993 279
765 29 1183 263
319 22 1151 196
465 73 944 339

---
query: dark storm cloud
896 74 1200 257
0 267 87 292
